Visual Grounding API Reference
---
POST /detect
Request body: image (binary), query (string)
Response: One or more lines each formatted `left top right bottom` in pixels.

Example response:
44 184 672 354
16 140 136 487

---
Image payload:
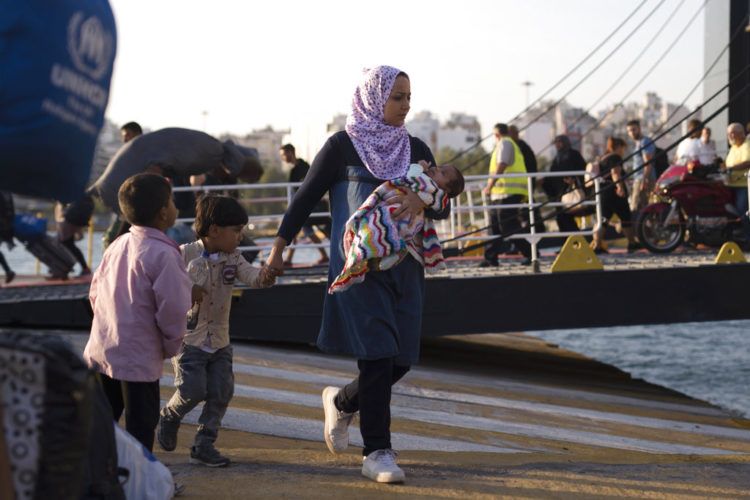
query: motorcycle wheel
636 204 685 253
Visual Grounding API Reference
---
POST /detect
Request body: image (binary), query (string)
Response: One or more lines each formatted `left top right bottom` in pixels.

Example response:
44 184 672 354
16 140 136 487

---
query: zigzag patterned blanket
329 166 448 294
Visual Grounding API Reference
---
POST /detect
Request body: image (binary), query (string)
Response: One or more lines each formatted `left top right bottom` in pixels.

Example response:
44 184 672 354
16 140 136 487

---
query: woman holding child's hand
266 66 448 484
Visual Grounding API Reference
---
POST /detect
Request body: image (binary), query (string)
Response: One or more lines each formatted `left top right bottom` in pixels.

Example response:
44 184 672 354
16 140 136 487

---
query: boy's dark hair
120 121 143 136
118 173 171 226
280 143 296 155
194 195 249 237
626 119 641 128
443 165 465 198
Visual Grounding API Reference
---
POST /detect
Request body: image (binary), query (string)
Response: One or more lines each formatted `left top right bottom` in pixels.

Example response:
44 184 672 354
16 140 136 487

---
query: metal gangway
168 170 603 271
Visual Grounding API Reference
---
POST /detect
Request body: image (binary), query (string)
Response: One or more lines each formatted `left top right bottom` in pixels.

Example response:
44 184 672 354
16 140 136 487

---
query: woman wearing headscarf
266 66 446 483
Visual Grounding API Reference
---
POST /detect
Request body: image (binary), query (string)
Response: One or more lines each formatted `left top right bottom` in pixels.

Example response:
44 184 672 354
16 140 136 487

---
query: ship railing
168 170 602 265
439 171 601 267
171 181 330 252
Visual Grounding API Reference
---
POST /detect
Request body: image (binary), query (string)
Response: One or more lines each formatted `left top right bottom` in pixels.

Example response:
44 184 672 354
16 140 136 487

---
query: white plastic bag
114 425 174 500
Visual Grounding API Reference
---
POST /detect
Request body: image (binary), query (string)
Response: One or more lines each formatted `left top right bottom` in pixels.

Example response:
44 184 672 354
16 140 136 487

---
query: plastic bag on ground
114 425 174 500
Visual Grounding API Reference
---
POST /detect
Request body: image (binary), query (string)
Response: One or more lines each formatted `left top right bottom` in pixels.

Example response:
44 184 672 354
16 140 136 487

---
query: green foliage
435 146 490 176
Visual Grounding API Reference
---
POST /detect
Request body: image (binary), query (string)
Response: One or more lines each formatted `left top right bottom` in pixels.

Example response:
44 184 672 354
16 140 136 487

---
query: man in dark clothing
280 144 330 266
120 121 143 144
509 125 544 234
103 121 144 247
541 135 586 233
509 125 537 174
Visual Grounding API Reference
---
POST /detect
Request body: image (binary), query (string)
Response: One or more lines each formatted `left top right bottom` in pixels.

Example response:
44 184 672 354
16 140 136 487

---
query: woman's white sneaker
361 449 405 483
322 386 354 453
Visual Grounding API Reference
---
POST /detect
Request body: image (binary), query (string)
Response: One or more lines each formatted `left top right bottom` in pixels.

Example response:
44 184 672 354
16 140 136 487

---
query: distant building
439 113 482 151
88 119 124 185
405 111 439 151
640 92 663 131
554 102 598 158
406 111 481 153
220 126 289 167
513 100 556 161
326 113 347 134
522 122 555 162
512 92 700 164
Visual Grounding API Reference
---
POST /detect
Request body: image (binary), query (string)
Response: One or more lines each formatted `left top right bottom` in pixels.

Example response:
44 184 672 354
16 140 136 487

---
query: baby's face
426 165 455 191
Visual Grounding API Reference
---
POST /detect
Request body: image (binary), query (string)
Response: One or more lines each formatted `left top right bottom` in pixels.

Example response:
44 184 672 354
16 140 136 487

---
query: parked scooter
636 163 745 253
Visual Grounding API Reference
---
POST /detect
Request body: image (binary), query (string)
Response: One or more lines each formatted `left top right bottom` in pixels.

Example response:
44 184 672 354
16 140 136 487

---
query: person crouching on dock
157 195 278 467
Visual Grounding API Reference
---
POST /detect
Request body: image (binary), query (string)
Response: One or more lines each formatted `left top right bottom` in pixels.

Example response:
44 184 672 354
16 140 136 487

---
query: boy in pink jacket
84 173 192 451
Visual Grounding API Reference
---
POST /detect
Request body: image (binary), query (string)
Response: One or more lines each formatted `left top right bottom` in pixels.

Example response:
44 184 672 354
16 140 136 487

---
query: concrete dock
54 330 750 498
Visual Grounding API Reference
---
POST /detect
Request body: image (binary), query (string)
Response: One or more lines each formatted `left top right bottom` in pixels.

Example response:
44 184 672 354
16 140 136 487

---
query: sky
105 0 709 156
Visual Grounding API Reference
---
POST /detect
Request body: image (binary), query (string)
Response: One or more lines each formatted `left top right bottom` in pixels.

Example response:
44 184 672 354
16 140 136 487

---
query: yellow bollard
550 235 603 272
714 242 746 264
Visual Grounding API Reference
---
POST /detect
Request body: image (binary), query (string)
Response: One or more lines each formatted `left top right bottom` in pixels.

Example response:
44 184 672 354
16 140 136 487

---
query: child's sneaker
157 415 180 451
322 386 354 453
189 445 230 467
173 482 186 497
361 449 405 483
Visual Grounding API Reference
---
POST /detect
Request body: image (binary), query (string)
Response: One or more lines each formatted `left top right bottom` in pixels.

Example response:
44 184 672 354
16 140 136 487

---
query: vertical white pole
466 188 476 226
481 188 490 232
450 195 457 246
527 175 537 265
594 177 603 235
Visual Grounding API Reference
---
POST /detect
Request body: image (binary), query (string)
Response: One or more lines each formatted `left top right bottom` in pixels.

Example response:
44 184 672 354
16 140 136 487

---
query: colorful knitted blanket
329 165 448 294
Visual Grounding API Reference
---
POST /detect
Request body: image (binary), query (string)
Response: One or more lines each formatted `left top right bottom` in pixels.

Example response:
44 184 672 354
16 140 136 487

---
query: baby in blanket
329 161 464 294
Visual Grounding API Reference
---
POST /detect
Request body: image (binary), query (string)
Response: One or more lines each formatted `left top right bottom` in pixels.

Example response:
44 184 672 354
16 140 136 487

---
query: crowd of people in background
2 111 750 285
478 117 750 262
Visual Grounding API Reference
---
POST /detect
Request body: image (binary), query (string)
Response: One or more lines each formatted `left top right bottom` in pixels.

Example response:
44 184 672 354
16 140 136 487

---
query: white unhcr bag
114 425 174 499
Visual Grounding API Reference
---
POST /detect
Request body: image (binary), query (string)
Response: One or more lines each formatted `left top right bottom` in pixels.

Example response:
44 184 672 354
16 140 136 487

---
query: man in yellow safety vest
480 123 531 266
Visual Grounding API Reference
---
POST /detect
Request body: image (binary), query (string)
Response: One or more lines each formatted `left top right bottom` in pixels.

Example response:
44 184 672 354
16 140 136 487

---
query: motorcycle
636 163 745 253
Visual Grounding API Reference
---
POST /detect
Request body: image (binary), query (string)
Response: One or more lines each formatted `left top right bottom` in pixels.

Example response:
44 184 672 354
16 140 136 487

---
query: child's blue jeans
161 344 234 450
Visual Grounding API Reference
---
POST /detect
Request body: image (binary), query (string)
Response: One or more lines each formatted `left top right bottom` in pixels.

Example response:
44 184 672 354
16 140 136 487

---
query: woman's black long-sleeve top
277 131 448 242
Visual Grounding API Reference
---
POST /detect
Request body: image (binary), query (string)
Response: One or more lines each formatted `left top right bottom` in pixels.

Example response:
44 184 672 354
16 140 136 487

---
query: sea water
528 322 750 418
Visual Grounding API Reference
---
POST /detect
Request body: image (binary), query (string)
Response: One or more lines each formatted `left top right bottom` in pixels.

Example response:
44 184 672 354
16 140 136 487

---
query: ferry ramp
1 249 749 342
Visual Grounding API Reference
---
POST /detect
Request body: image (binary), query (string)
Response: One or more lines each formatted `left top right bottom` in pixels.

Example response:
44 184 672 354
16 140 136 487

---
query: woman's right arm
268 137 342 270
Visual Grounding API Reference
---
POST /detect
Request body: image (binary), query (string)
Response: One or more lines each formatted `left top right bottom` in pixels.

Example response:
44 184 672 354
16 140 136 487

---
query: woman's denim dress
317 165 425 366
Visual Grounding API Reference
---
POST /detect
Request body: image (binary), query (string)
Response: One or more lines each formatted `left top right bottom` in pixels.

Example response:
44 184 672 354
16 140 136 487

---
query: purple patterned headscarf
345 65 411 180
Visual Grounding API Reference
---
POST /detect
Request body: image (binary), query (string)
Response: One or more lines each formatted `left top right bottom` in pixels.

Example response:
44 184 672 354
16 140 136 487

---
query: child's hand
418 160 432 172
258 265 280 288
191 285 207 305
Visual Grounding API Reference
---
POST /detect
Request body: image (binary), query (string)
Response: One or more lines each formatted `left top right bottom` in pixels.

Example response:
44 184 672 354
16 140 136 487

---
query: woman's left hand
265 236 287 276
386 190 426 220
